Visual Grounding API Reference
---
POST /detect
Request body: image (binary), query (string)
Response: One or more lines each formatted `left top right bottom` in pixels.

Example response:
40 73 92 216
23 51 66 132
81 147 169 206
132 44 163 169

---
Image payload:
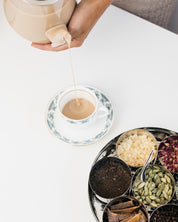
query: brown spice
89 157 131 199
150 204 178 222
103 196 148 222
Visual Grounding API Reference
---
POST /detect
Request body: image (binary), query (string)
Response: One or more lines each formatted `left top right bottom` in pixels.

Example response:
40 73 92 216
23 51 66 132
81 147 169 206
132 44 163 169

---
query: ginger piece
108 208 135 221
137 210 147 222
112 203 141 214
111 200 134 210
127 213 141 222
107 208 120 222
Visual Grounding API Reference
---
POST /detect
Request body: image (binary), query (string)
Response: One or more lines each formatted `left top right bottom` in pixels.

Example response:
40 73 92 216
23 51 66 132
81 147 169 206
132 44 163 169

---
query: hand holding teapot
4 0 113 51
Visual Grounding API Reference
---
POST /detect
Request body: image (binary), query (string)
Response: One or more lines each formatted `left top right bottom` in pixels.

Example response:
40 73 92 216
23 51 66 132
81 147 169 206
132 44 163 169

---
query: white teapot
3 0 76 45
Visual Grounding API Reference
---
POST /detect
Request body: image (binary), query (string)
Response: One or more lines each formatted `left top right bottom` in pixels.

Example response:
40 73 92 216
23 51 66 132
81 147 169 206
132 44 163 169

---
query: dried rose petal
158 135 178 173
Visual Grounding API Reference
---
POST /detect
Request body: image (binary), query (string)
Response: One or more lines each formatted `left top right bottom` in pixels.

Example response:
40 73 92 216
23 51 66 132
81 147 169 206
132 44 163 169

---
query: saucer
46 86 114 146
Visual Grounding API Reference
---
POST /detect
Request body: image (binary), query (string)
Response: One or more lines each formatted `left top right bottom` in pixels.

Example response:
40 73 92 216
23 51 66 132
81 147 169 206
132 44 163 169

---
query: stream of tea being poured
61 35 95 120
66 36 80 106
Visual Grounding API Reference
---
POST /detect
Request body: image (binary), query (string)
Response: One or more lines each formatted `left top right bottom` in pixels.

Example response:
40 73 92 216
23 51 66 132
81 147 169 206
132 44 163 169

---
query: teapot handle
45 24 71 47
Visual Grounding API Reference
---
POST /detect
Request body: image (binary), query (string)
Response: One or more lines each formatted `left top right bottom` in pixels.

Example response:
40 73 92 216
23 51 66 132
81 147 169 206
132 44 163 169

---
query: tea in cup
58 87 107 125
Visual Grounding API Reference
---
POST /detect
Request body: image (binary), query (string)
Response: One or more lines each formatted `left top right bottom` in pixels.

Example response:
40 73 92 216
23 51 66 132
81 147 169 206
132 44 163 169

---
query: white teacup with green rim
58 86 108 126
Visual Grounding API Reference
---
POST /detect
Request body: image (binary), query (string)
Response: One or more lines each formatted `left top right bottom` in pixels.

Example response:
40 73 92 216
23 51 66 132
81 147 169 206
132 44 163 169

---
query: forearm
69 0 113 36
84 0 114 18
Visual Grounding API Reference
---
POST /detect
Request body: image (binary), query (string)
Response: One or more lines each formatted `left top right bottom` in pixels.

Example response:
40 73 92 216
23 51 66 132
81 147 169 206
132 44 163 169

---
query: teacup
58 86 108 126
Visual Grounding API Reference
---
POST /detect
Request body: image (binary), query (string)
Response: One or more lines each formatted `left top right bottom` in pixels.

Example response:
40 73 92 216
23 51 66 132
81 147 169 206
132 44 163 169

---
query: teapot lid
25 0 58 5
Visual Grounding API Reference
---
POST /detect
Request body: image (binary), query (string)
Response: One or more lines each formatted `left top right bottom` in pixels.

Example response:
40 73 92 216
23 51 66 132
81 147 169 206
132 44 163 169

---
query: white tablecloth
0 2 178 222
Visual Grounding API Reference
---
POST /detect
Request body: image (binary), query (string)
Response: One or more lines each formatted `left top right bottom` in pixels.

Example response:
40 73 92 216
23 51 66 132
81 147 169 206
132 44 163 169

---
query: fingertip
31 43 49 51
31 43 41 49
31 42 74 52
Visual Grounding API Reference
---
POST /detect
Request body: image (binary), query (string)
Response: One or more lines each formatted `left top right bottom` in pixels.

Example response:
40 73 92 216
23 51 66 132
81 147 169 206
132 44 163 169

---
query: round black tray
88 127 178 222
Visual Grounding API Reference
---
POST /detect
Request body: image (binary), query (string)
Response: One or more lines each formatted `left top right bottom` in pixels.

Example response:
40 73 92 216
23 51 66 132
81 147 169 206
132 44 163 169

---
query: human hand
31 0 113 52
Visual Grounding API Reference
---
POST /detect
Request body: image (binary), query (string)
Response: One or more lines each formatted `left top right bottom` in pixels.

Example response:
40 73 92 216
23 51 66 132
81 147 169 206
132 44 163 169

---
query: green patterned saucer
46 86 114 146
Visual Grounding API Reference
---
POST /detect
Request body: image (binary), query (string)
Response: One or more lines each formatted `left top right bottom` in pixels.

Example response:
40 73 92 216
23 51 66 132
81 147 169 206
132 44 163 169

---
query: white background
0 2 178 222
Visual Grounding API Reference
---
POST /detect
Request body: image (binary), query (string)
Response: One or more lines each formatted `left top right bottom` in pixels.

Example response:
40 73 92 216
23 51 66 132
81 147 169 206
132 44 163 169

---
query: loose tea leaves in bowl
158 135 178 173
103 196 148 222
150 204 178 222
89 157 131 200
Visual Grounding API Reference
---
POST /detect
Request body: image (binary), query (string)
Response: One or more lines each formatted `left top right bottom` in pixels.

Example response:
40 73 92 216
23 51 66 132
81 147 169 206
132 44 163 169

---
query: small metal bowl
102 195 149 222
149 203 178 222
89 157 132 203
158 135 178 174
116 129 158 169
132 164 175 209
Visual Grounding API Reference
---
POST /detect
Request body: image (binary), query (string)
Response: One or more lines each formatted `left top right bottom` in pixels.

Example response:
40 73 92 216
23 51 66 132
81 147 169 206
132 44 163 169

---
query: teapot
3 0 76 46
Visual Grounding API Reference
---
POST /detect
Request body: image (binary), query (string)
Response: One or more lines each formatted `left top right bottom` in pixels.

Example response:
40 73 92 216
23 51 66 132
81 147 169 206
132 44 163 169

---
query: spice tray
88 127 178 222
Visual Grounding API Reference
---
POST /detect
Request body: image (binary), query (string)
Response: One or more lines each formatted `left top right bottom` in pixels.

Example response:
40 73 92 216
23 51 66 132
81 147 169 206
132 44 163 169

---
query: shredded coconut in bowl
116 129 158 167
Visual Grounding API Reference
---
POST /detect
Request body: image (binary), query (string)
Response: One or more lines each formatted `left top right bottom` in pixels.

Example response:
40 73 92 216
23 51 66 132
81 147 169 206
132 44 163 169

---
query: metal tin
102 196 149 222
132 164 176 209
158 135 178 175
149 203 178 222
116 129 158 168
89 157 132 203
88 127 178 222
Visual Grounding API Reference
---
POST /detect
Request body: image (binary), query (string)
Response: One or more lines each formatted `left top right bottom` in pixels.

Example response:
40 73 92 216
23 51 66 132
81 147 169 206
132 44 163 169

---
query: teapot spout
45 24 71 48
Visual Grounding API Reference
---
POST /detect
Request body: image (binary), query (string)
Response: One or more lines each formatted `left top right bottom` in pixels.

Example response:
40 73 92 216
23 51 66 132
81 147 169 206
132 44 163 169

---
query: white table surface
0 2 178 222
